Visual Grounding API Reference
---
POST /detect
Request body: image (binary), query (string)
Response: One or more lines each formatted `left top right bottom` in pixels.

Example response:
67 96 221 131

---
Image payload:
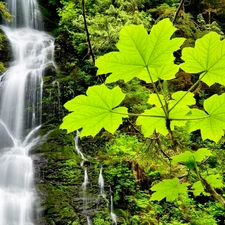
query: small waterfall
87 215 92 225
98 165 106 198
81 168 93 224
0 0 55 224
110 193 117 225
74 130 86 166
75 131 94 224
82 168 89 191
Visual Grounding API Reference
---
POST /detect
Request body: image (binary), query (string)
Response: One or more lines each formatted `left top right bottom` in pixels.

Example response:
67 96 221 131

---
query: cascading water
110 188 117 225
98 165 105 198
110 196 117 225
0 0 55 224
75 130 87 166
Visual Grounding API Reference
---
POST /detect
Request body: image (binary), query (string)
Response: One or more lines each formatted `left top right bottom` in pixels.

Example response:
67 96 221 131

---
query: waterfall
82 168 89 191
98 165 106 198
110 192 117 225
87 216 92 225
0 0 55 224
74 130 87 166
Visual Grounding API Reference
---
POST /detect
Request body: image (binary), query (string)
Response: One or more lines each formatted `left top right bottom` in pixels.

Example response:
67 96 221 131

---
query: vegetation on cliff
2 0 225 224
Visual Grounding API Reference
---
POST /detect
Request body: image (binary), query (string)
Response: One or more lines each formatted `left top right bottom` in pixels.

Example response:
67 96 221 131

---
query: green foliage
191 174 224 197
104 162 136 206
62 18 225 144
171 148 212 168
136 90 196 137
181 32 225 87
93 211 111 225
0 2 12 21
0 62 6 73
96 18 184 83
105 134 141 158
150 178 189 202
60 84 128 136
186 94 225 142
122 78 150 114
61 16 225 223
55 0 152 75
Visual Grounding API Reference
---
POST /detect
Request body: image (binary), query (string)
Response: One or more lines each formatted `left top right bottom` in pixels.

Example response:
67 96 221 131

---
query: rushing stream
0 0 55 224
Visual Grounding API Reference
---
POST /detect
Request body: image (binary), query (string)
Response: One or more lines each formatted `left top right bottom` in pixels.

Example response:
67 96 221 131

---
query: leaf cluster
61 18 225 205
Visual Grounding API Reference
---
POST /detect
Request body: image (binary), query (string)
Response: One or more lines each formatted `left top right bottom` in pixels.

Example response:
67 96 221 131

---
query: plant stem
82 0 95 64
146 67 169 119
168 71 206 113
173 0 185 24
194 164 225 207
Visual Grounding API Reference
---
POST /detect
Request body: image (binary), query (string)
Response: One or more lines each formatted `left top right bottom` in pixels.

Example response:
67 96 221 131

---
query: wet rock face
0 31 12 68
32 128 112 225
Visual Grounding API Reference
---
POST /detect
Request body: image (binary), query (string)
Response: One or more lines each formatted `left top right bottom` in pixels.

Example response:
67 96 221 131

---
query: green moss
93 211 112 225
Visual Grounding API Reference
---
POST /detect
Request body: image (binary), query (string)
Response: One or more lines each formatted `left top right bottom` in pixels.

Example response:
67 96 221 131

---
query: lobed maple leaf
96 18 185 83
60 84 128 137
186 93 225 142
150 178 189 202
180 32 225 86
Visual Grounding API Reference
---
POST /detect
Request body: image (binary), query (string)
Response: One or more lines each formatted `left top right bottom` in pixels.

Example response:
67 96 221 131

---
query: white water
98 165 106 198
87 216 92 225
74 130 87 166
82 168 89 191
0 0 55 224
110 194 117 225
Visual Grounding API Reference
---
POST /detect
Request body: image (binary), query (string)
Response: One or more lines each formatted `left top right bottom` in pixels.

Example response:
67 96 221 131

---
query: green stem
168 71 207 113
112 111 165 118
193 163 225 207
112 110 209 120
159 80 169 111
169 115 209 121
146 66 169 118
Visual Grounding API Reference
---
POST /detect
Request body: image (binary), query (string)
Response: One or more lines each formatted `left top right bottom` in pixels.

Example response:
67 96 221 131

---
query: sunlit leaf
136 107 168 137
60 84 128 137
186 94 225 142
194 148 212 162
180 32 225 86
149 62 180 81
172 151 195 167
206 174 223 188
150 178 189 202
172 148 211 169
148 94 165 107
192 181 209 196
192 174 223 196
96 18 185 83
169 91 196 108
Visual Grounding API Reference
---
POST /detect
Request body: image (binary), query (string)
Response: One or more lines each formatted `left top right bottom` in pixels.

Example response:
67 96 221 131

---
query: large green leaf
148 94 165 107
180 32 225 86
186 94 225 142
136 107 168 137
169 91 196 109
192 181 209 196
172 148 212 169
60 84 128 137
206 174 223 188
96 18 185 83
172 151 195 169
192 174 223 196
150 178 189 202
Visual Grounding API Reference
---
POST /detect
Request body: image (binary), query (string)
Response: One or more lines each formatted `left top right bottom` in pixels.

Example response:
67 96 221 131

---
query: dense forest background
1 0 225 224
